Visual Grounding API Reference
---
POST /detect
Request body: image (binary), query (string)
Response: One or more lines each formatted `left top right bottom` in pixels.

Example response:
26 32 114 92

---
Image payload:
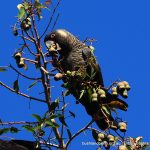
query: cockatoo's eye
51 34 55 38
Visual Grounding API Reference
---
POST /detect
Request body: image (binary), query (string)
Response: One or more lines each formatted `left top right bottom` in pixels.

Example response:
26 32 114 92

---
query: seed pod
118 122 127 132
97 88 106 98
103 141 110 149
13 27 18 36
92 92 98 102
98 133 105 140
118 145 127 150
17 4 24 10
117 82 126 90
21 18 31 31
66 70 72 76
18 58 25 68
111 87 118 97
26 18 31 24
54 73 64 81
97 137 102 142
107 134 115 143
123 81 131 91
122 89 128 98
14 52 22 61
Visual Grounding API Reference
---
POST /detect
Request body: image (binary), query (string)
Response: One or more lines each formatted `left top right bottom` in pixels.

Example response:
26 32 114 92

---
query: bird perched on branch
44 29 128 130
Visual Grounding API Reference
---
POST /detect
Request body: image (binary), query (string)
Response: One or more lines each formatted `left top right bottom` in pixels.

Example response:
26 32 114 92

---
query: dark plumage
0 140 43 150
44 29 128 130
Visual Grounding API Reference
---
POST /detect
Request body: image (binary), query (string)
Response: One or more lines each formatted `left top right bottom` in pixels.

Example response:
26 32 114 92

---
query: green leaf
102 105 111 116
18 7 26 19
50 99 59 112
67 129 72 140
0 128 10 135
0 67 7 72
62 82 71 89
13 79 19 93
50 114 61 119
126 144 132 150
27 81 38 91
45 120 59 128
32 114 42 122
92 130 98 141
22 125 35 133
59 116 68 127
69 111 75 118
23 2 29 10
63 90 70 96
35 1 46 9
79 90 85 99
10 127 19 133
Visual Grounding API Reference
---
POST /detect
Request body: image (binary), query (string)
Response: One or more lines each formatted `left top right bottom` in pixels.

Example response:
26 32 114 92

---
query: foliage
0 0 148 150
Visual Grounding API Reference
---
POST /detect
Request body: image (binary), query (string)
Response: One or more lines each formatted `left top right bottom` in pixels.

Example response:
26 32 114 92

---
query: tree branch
9 65 41 81
40 0 61 39
65 120 94 149
0 81 46 103
0 121 38 125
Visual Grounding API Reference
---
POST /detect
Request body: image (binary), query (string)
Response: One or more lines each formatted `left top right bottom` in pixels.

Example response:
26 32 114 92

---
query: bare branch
65 120 94 149
40 0 61 39
0 121 38 125
0 81 46 103
21 31 36 56
9 65 41 81
19 35 34 43
51 13 60 31
40 141 59 148
24 58 38 64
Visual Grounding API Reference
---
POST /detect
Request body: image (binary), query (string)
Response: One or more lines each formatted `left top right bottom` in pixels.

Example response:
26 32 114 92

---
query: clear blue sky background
0 0 150 150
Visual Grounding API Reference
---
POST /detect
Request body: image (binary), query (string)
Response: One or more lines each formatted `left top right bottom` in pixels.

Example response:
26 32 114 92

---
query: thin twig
19 35 34 43
0 121 38 125
65 120 94 149
40 0 61 39
40 141 60 148
23 58 38 64
51 13 60 31
0 81 46 103
87 127 100 133
21 31 36 56
9 65 41 81
31 15 39 40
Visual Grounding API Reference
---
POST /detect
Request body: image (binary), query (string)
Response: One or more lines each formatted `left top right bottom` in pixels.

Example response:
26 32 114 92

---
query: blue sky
0 0 150 149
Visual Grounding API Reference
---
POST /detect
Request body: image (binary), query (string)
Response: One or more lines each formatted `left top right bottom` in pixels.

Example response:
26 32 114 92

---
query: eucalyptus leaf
10 127 19 133
27 81 38 91
32 114 42 122
18 7 26 19
0 67 7 72
22 125 35 133
13 79 19 93
45 120 59 128
69 111 75 118
59 116 68 127
0 128 10 135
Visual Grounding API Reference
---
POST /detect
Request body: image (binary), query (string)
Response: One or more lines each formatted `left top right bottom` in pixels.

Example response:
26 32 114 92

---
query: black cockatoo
44 29 128 130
